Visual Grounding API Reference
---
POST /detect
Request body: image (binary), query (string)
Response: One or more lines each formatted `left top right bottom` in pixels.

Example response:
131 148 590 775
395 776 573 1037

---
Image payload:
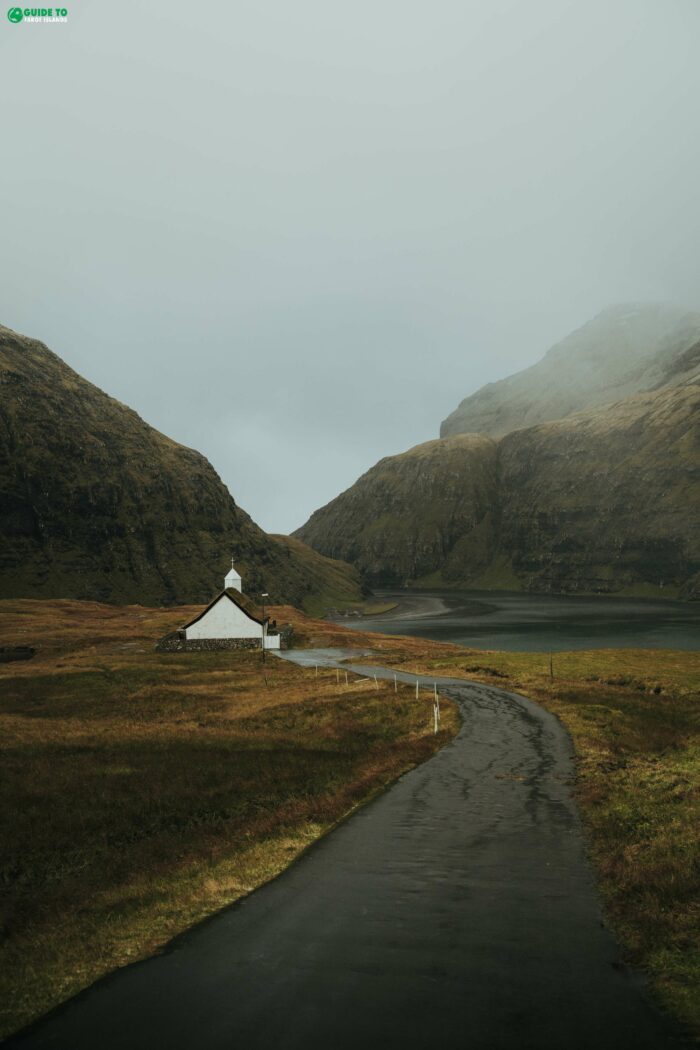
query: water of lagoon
350 590 700 652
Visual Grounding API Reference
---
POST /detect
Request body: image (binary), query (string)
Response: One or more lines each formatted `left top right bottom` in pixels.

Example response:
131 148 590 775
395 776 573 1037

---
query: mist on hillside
1 0 699 531
441 303 700 438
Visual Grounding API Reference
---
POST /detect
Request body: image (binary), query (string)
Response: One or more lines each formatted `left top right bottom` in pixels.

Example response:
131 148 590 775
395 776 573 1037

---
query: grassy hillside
441 303 700 438
498 380 700 598
296 434 499 586
0 598 457 1039
0 324 362 611
270 534 367 615
296 381 700 598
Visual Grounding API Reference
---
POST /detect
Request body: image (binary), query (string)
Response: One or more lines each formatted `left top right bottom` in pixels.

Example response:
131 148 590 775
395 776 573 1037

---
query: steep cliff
297 381 700 598
0 324 362 609
296 434 499 586
441 303 700 439
498 381 700 597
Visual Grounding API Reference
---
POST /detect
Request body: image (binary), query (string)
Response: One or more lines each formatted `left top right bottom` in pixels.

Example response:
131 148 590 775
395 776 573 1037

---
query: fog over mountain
2 1 700 531
441 304 700 438
296 307 700 598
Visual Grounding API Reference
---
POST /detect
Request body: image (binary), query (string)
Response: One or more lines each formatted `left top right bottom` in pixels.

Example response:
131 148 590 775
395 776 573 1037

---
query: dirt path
8 651 689 1049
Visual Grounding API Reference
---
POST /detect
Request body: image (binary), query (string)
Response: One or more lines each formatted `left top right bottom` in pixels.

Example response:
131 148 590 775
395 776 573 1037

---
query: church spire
225 559 242 593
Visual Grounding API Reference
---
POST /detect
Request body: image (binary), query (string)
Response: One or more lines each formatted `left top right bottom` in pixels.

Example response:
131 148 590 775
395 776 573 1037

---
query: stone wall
155 628 292 653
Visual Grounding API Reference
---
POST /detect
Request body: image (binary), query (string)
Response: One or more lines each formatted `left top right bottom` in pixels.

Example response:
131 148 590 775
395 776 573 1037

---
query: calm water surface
350 590 700 651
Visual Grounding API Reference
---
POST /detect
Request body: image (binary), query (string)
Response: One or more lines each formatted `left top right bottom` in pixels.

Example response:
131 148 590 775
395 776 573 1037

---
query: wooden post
374 674 379 691
345 670 349 686
415 679 419 699
549 651 554 681
336 668 340 684
394 674 397 693
315 665 318 678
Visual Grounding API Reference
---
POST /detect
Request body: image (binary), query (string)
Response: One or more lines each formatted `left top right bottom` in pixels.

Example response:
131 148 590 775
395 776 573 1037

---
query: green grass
413 554 523 591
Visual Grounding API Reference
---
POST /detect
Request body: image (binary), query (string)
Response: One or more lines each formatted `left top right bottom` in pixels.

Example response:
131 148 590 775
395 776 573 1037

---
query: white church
157 562 282 652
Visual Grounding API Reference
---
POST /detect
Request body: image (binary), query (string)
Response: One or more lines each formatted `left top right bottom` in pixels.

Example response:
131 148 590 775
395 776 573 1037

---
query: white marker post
374 674 379 691
345 670 349 686
415 679 419 699
336 668 340 684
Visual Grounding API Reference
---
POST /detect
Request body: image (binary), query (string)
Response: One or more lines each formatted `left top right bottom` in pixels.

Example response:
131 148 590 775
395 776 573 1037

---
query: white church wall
185 595 263 641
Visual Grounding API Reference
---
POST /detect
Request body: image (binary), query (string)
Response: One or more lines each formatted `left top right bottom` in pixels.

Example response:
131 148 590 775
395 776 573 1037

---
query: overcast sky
2 0 699 532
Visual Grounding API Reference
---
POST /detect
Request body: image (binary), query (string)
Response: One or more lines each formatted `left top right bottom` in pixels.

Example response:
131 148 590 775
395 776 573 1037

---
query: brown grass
0 599 459 1039
3 597 697 1037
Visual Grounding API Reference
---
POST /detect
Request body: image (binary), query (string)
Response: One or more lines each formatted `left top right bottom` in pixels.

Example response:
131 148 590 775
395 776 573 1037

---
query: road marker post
374 674 379 691
415 679 419 699
394 674 397 693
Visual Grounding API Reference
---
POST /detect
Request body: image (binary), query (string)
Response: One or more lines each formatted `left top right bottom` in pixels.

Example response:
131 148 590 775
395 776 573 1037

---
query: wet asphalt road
7 651 689 1050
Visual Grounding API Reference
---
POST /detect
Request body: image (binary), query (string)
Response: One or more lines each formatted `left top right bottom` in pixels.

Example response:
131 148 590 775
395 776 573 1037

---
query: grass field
2 598 698 1039
0 599 458 1039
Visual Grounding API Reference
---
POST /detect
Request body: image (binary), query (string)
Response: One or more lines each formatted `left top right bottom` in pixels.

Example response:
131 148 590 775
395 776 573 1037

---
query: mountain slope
498 380 700 597
441 303 700 439
0 324 362 609
297 380 700 599
296 434 499 586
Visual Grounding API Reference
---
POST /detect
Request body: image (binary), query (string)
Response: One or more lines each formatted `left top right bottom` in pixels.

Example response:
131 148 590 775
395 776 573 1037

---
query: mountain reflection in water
345 590 700 652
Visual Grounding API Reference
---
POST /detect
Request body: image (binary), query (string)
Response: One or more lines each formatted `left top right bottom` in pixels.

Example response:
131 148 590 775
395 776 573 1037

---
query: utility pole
261 592 269 664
